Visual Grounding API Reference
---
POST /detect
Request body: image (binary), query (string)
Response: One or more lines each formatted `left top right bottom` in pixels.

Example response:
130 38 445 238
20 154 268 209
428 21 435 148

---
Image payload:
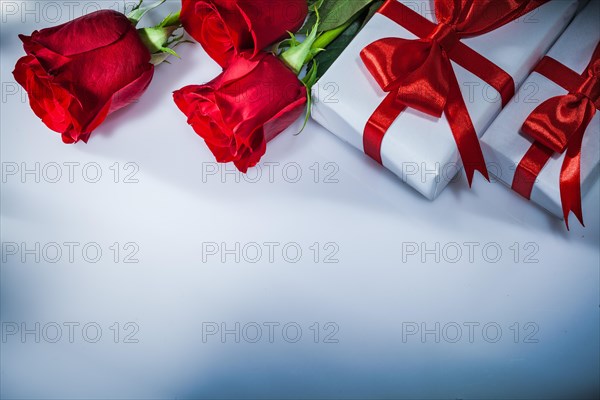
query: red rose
173 52 307 172
181 0 308 67
13 10 154 144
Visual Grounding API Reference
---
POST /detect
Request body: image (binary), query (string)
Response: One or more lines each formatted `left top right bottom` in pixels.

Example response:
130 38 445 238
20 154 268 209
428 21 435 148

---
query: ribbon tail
560 123 589 230
444 68 488 186
363 91 406 164
512 142 554 200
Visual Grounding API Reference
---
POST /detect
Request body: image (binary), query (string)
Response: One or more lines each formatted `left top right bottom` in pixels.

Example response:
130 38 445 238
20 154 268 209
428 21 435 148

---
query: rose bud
173 52 307 172
13 10 155 144
181 0 308 67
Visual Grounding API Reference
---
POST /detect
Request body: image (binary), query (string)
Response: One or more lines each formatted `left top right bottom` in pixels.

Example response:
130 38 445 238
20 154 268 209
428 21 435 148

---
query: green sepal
295 60 318 135
138 25 179 55
158 10 181 28
127 0 166 26
301 59 319 89
280 6 323 75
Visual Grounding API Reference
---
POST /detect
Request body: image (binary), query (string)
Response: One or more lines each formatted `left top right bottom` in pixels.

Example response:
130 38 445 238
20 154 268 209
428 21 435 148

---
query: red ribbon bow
512 43 600 228
360 0 547 185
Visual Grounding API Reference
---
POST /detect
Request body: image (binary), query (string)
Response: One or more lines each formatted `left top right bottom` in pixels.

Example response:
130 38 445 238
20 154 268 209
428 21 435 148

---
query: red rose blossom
181 0 308 67
13 10 154 144
173 52 307 172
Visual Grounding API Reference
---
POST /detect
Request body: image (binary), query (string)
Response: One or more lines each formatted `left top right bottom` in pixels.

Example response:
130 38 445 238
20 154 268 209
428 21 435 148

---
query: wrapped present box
481 0 599 226
312 0 580 200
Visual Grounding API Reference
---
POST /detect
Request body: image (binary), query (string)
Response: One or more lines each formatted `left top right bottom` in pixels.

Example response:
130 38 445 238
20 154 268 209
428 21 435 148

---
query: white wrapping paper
312 0 580 200
481 0 599 219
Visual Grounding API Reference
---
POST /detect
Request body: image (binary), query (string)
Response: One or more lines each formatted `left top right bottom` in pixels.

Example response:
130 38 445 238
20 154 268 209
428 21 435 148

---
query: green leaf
360 0 384 29
300 0 324 31
313 17 362 80
302 0 374 33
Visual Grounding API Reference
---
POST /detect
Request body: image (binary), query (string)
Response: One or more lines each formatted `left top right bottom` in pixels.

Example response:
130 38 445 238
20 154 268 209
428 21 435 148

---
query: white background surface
1 1 599 399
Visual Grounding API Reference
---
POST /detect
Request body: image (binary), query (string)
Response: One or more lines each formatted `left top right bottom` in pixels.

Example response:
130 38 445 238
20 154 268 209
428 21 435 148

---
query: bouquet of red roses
13 0 383 171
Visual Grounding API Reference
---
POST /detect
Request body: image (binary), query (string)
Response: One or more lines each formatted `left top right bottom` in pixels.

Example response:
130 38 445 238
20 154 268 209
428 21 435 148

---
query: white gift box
311 0 580 200
481 0 599 219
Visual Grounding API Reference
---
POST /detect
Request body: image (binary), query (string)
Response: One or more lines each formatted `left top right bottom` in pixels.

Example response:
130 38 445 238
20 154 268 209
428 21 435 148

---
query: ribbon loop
521 94 591 153
361 38 426 91
360 37 450 117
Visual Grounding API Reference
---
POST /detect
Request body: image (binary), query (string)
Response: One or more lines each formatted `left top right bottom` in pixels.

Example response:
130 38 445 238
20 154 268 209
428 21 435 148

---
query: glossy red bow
360 0 547 186
513 43 600 228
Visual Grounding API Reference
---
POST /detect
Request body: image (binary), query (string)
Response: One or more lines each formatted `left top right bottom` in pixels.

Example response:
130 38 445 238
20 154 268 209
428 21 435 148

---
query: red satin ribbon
512 43 600 229
361 0 547 186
